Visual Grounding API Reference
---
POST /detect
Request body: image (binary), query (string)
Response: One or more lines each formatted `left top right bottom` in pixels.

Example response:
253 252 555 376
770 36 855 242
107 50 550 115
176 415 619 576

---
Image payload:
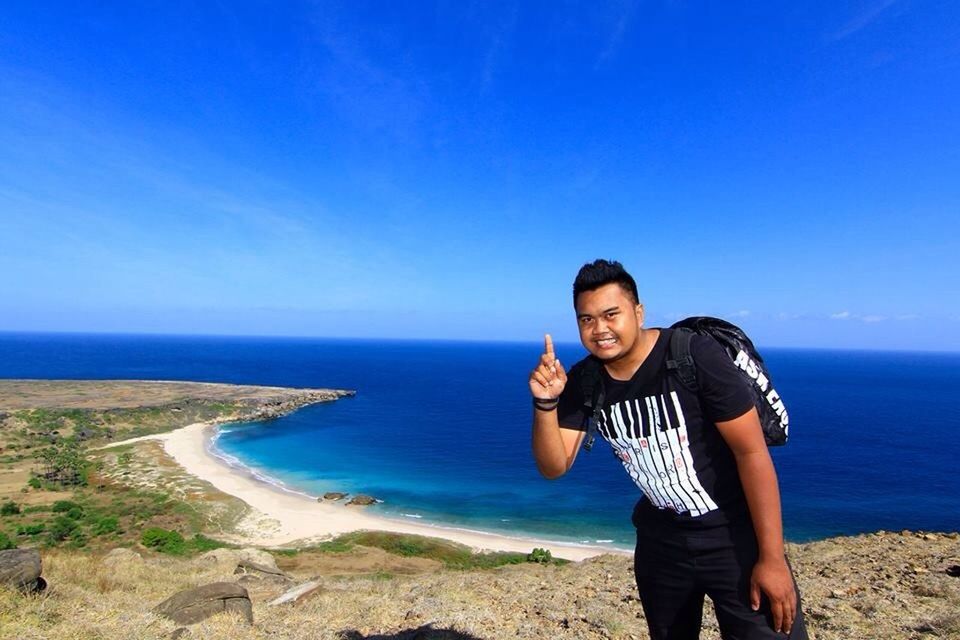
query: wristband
533 397 559 411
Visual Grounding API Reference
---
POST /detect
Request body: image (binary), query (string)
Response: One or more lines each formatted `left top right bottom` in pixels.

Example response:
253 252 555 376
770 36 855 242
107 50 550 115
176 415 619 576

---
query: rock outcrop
153 582 253 626
101 547 144 568
0 548 45 594
196 548 280 573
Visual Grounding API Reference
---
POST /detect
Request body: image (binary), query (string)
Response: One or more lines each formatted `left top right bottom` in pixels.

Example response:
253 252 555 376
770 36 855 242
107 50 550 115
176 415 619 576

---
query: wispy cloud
829 312 899 323
596 0 639 67
729 310 751 318
305 9 428 141
480 6 519 92
896 314 920 321
829 0 900 41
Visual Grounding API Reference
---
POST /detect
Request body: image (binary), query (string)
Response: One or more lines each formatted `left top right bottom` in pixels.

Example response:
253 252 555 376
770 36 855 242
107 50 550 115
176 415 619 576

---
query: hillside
1 530 959 639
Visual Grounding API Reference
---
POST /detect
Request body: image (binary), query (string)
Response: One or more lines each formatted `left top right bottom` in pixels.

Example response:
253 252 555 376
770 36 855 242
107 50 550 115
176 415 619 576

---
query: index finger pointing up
544 334 554 357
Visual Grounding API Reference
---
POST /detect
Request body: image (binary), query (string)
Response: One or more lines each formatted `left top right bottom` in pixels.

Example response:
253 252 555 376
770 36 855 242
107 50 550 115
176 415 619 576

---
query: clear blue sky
2 2 958 350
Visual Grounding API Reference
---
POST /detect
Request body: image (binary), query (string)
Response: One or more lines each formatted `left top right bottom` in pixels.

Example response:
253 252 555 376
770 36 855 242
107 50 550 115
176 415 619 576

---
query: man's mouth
595 337 617 348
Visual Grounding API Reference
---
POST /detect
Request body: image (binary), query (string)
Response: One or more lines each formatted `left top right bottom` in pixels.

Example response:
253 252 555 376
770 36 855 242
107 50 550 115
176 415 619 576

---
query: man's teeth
597 338 616 345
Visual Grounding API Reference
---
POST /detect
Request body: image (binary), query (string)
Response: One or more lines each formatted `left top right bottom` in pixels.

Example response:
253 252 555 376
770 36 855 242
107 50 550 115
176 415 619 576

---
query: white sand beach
104 423 626 561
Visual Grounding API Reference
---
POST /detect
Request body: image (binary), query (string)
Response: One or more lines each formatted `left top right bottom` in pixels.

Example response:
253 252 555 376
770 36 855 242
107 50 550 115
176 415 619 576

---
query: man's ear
636 303 645 328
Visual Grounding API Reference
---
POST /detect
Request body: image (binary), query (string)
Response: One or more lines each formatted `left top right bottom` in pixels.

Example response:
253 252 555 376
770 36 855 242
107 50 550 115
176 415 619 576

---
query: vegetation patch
140 527 230 555
334 531 568 569
0 530 14 550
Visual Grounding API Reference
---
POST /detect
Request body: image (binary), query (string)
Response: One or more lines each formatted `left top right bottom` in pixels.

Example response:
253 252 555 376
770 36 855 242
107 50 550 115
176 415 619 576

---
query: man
530 259 808 639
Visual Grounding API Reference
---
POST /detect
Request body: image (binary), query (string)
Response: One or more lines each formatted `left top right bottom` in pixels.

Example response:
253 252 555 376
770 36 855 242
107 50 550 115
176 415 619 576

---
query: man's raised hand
529 334 567 400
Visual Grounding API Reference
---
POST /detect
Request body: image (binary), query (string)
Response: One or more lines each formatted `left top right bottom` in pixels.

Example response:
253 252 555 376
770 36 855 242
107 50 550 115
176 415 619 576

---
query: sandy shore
103 423 626 562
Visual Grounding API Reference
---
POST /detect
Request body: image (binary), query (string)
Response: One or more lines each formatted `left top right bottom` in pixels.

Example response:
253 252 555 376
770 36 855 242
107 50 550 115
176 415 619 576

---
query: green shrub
141 527 186 554
16 523 45 536
67 531 88 548
0 531 14 550
189 533 226 552
527 547 553 564
46 515 79 543
0 501 20 516
27 477 41 489
52 500 80 513
91 516 120 536
22 504 51 514
314 539 354 553
65 507 84 520
451 551 527 570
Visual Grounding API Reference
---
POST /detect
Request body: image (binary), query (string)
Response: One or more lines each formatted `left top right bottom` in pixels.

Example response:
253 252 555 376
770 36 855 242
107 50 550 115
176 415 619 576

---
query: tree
36 440 89 487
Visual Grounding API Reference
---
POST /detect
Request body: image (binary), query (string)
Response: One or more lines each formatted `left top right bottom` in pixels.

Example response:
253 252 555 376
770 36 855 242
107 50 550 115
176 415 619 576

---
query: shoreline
105 422 628 562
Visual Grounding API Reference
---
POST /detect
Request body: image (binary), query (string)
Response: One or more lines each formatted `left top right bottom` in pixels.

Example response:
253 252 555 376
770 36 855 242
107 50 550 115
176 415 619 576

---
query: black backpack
578 316 789 451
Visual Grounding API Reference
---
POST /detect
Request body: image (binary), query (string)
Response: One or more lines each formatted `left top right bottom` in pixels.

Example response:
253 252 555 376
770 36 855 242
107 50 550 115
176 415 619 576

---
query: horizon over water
7 328 960 355
1 331 958 547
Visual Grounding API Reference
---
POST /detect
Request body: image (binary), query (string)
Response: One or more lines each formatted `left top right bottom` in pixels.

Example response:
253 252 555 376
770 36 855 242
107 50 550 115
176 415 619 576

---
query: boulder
321 492 347 501
237 548 278 570
346 494 378 506
102 548 143 568
196 548 241 569
234 559 291 581
196 548 280 575
0 548 45 594
153 582 253 626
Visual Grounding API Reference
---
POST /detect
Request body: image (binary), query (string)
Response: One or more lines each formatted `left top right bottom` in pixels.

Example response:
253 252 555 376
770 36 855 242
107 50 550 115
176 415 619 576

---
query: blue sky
1 1 958 350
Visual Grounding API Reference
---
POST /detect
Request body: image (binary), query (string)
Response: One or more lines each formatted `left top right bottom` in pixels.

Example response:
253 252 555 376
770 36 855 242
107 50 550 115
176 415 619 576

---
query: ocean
1 332 958 548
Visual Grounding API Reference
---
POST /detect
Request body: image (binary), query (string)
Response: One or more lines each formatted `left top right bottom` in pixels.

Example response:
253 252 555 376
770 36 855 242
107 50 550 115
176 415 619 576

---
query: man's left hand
750 556 797 635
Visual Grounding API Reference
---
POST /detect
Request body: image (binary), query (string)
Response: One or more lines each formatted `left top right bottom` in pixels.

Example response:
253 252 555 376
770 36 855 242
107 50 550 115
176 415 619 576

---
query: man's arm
529 334 584 479
532 409 584 479
716 407 797 635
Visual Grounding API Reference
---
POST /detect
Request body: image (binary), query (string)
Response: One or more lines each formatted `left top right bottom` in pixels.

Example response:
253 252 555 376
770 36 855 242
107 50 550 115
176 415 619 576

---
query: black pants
633 518 809 640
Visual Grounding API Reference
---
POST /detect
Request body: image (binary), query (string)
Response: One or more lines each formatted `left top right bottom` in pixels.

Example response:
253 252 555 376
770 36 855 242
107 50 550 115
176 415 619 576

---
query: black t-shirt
557 329 755 529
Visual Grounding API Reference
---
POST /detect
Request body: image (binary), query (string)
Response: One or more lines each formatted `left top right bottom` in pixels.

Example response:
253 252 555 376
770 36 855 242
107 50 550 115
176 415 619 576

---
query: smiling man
530 259 808 640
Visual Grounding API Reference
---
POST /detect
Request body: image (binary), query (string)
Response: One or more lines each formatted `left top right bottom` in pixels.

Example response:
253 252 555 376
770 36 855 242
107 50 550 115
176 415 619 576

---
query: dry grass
0 549 640 640
3 532 960 640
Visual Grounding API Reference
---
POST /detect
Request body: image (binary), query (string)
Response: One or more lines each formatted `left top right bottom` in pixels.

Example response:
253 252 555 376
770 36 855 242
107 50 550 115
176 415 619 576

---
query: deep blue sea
1 332 958 548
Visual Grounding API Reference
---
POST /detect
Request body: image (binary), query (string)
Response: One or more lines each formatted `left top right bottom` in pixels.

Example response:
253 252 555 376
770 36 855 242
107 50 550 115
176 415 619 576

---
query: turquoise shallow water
3 332 959 545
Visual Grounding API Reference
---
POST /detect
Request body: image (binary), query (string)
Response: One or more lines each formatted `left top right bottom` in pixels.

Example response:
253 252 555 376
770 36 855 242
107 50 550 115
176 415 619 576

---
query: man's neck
603 328 660 381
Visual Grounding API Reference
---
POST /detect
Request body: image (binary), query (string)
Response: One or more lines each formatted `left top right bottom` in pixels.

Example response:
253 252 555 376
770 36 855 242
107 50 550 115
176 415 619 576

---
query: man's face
575 283 644 362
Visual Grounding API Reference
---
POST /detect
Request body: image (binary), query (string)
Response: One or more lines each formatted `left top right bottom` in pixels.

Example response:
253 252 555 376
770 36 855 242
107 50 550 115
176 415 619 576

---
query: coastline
105 422 626 562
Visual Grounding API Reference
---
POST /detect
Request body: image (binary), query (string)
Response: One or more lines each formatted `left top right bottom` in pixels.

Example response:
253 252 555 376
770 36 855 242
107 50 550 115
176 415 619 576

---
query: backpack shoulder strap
665 328 699 392
577 356 605 452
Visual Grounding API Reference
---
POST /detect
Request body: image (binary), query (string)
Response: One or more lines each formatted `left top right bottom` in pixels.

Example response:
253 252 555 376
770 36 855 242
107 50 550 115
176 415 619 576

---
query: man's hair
573 259 639 306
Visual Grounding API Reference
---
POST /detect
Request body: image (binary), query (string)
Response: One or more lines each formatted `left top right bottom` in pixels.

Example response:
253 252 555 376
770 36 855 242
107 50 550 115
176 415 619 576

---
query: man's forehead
575 283 635 312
